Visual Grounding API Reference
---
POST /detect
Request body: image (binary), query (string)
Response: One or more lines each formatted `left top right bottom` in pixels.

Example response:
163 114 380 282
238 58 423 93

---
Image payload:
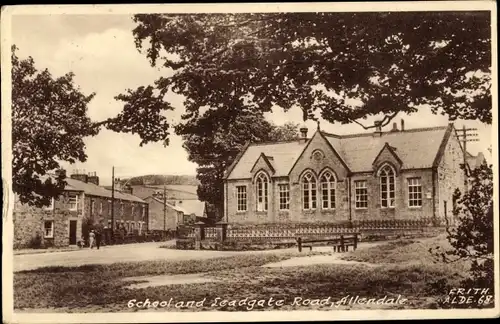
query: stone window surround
236 185 248 212
44 220 54 238
302 171 317 210
354 180 368 209
407 177 423 208
377 163 396 209
278 183 290 211
255 171 269 212
319 169 336 210
68 194 78 211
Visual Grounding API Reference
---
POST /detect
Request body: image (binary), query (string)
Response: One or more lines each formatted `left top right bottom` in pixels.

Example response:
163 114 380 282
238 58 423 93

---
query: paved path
13 241 304 272
13 241 232 272
14 240 385 272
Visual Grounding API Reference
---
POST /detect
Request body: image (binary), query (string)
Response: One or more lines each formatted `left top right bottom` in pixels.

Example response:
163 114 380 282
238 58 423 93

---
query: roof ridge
328 125 449 139
249 139 304 146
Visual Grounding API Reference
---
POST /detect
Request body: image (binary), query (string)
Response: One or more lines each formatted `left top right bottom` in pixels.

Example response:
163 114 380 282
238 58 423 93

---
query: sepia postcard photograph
1 1 498 323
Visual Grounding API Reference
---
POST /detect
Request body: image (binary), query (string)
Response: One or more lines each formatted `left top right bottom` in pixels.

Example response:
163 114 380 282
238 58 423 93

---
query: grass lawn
14 235 473 312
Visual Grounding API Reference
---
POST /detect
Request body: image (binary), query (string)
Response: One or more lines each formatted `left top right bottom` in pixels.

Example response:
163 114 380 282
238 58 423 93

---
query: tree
12 46 98 207
177 110 299 220
430 162 494 306
126 12 491 130
11 46 174 207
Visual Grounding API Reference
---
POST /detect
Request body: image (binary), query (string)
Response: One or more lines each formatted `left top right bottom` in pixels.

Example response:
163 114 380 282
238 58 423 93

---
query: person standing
95 229 101 250
89 230 95 249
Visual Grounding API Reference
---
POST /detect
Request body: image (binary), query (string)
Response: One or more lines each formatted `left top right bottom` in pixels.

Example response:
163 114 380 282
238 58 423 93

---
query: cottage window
90 200 95 215
44 220 54 238
43 198 55 211
278 184 290 210
131 222 135 232
131 204 135 216
69 194 78 211
302 172 317 210
408 177 423 207
142 205 146 219
320 171 336 209
255 172 269 212
99 201 103 214
236 186 247 212
379 165 396 208
355 180 368 209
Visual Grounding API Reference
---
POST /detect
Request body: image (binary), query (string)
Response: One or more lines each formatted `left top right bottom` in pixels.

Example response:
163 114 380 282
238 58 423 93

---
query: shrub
28 233 43 249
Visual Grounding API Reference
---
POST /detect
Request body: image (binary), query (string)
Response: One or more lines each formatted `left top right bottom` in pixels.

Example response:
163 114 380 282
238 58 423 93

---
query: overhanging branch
351 112 399 130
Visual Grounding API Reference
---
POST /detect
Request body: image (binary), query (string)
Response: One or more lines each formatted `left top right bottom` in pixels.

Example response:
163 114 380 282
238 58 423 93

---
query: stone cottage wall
13 192 83 249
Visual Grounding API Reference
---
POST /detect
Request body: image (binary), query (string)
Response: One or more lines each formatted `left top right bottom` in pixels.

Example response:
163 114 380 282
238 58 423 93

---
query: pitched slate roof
64 178 145 203
324 126 450 172
225 124 454 179
226 140 307 179
145 196 185 212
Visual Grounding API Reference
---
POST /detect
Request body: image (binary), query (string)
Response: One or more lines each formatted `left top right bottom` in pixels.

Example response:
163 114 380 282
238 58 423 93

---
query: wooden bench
296 233 359 253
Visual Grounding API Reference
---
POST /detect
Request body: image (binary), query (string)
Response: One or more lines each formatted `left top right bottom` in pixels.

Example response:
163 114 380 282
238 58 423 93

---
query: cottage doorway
69 220 77 245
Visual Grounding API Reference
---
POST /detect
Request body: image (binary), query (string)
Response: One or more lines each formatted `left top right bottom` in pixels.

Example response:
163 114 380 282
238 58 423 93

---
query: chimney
390 122 399 132
87 171 99 186
373 121 382 137
401 119 405 131
299 125 308 143
70 169 88 183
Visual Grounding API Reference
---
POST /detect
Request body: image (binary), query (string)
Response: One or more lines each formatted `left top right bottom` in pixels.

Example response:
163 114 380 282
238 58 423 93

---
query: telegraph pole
111 166 115 240
456 125 479 191
163 185 167 240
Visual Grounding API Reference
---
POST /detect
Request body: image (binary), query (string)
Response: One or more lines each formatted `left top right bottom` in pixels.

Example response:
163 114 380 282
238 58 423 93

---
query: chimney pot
373 121 382 136
299 126 308 143
300 127 308 138
391 122 399 132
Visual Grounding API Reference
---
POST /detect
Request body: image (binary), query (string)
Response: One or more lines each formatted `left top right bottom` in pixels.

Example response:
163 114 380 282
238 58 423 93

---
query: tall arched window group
302 170 336 210
250 164 397 212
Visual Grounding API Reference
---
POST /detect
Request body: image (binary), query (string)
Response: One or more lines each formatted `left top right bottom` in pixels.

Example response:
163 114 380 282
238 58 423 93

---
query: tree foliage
430 162 494 304
177 110 299 220
11 46 176 206
127 11 491 130
11 46 98 207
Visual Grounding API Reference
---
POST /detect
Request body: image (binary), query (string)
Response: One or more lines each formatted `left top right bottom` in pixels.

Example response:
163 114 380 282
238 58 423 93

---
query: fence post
340 235 345 252
297 237 302 252
215 221 228 243
354 233 358 251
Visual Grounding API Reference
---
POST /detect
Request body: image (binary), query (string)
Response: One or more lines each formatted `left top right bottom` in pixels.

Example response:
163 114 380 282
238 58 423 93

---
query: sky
11 14 494 186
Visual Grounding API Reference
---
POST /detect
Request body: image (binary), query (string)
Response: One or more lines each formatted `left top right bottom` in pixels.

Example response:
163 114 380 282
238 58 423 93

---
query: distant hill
120 175 199 186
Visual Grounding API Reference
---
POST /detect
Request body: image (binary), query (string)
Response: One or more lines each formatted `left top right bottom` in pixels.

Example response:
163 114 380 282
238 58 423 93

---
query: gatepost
194 221 205 250
215 221 228 243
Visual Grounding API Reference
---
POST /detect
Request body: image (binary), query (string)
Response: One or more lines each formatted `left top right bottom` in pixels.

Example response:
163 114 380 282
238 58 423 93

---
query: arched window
302 172 317 210
255 172 269 211
320 171 336 209
379 164 396 208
